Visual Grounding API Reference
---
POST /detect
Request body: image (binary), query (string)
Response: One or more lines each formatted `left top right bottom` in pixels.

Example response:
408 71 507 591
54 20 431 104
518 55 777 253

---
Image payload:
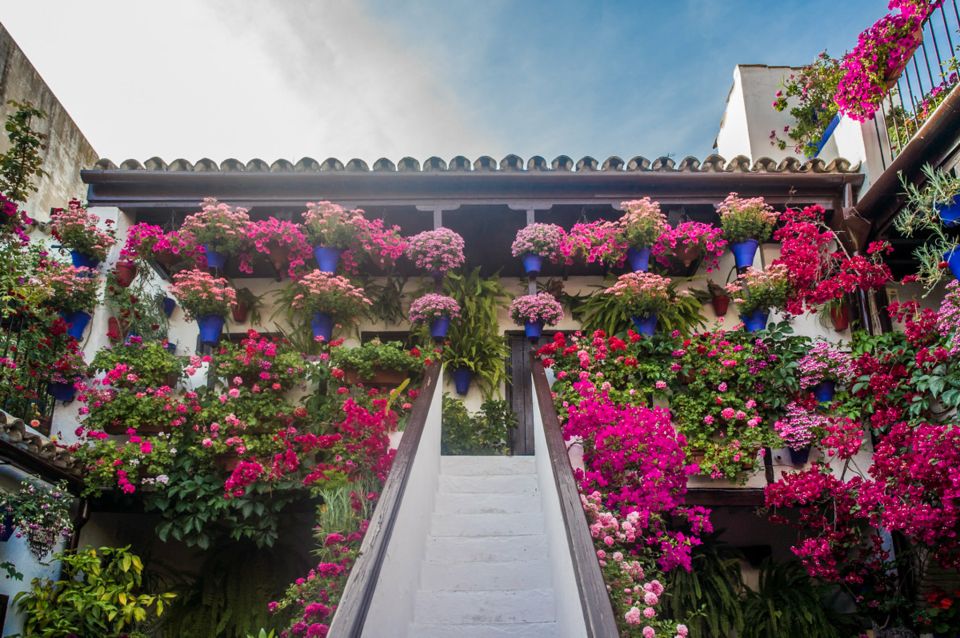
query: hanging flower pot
626 246 651 272
311 311 334 342
676 244 703 268
47 382 76 403
730 239 759 270
937 195 960 228
232 300 249 323
453 367 472 396
631 313 658 336
106 316 122 342
788 446 811 465
60 310 92 340
0 513 13 542
114 261 138 287
711 293 730 317
197 314 225 345
944 246 960 281
162 297 177 318
313 246 341 273
430 315 451 341
521 253 543 276
203 244 227 271
268 243 291 280
830 300 850 331
524 319 544 341
164 342 177 354
741 308 769 333
813 380 836 403
69 250 100 270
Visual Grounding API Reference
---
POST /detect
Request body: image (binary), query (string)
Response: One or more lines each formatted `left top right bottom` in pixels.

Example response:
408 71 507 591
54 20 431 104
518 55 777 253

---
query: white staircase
408 455 560 637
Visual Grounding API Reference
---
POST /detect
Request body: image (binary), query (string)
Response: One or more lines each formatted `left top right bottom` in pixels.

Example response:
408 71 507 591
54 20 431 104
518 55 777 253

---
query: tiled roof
0 410 81 483
90 154 860 175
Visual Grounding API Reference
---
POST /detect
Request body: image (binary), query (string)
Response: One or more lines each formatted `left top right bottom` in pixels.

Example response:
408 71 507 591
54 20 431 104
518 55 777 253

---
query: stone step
424 534 548 564
413 589 557 625
430 512 545 537
419 560 553 591
434 492 541 515
439 474 539 496
440 455 536 476
408 622 560 638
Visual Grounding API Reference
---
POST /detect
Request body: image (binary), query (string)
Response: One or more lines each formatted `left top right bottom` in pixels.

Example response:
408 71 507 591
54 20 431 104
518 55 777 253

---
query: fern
664 535 746 638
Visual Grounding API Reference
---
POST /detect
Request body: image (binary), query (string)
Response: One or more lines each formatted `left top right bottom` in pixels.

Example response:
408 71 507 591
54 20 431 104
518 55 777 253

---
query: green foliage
14 546 175 638
441 394 516 455
898 164 960 292
330 339 423 380
360 275 408 324
0 101 48 204
104 272 170 342
771 53 842 157
664 535 745 638
90 340 182 387
437 268 510 397
740 559 859 638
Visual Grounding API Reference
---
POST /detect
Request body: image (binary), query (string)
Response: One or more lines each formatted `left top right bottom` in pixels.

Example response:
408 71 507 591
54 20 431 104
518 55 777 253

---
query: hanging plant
180 198 251 269
405 227 466 277
49 199 116 266
0 479 74 559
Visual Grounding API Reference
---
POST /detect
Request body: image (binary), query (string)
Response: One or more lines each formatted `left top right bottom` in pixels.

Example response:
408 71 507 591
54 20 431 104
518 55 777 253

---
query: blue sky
3 1 880 162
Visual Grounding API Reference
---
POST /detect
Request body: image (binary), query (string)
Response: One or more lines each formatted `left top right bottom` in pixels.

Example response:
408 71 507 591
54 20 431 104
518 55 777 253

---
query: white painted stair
408 455 559 637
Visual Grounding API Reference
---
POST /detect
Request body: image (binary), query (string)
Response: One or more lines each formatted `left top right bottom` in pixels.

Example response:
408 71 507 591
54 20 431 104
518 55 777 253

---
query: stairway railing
531 357 620 637
328 363 442 638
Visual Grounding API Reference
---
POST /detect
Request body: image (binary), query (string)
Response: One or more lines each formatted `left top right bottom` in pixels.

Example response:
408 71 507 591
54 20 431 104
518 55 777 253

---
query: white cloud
1 0 499 162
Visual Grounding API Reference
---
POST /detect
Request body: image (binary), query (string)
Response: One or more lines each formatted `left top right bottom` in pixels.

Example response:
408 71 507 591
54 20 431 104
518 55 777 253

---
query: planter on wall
311 312 333 342
631 313 657 336
626 246 651 272
198 314 225 345
313 246 341 273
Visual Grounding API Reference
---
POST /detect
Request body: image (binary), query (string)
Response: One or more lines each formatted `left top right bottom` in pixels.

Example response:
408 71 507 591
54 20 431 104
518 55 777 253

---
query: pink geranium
408 294 460 323
405 227 465 275
245 217 313 279
561 220 628 267
291 270 371 318
509 292 564 326
50 199 116 261
511 223 566 260
180 198 251 255
652 221 727 272
168 269 237 319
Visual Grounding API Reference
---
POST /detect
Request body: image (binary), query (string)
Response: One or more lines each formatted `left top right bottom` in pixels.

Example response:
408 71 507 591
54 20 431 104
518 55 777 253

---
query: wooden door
506 333 535 455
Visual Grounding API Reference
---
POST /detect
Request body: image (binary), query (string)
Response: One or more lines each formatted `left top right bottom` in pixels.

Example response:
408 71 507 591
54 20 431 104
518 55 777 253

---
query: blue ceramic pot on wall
47 382 76 403
525 320 544 341
313 246 342 273
198 314 225 345
937 195 960 228
430 315 451 340
741 308 769 333
453 368 472 396
626 246 651 272
203 244 227 270
522 253 543 276
311 312 334 342
730 239 759 270
814 380 836 403
631 313 658 336
945 247 960 281
60 310 91 340
70 250 100 270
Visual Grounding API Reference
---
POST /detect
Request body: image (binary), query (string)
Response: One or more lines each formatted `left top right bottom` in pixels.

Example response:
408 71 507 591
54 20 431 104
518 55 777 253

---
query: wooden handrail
328 363 441 638
531 357 620 638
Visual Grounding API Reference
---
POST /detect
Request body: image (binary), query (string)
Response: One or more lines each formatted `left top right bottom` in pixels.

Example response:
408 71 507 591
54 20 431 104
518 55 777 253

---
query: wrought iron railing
873 0 960 168
0 308 57 435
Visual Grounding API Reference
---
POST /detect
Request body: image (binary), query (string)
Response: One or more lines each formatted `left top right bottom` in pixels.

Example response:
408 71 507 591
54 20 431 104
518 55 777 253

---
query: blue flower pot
731 239 759 270
430 315 451 340
524 320 544 341
453 367 472 396
522 253 543 276
0 513 13 542
311 312 333 342
60 310 91 340
162 296 177 317
945 246 960 281
47 382 76 403
789 446 811 465
937 195 960 228
631 313 658 336
164 343 177 354
741 308 769 333
313 246 342 273
70 250 100 270
814 380 836 403
626 246 651 272
203 244 227 270
198 314 225 345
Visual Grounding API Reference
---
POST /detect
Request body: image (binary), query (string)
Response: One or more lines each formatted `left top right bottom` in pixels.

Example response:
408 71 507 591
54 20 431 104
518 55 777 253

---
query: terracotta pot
343 367 409 387
268 244 290 280
154 251 179 271
677 244 703 268
830 301 850 332
711 294 730 317
115 261 138 287
107 317 123 342
232 300 249 323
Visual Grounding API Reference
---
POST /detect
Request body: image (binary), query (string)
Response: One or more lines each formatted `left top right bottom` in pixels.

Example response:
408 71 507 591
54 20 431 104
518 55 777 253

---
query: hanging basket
115 261 138 287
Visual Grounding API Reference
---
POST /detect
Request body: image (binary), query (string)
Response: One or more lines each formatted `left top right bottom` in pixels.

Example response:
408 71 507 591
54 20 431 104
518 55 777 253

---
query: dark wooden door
506 334 535 455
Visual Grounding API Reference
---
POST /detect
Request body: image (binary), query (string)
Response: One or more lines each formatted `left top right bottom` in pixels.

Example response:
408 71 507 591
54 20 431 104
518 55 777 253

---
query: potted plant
0 480 74 559
46 262 100 340
561 220 628 268
797 340 854 404
409 293 461 341
232 287 263 324
301 201 363 272
771 52 843 157
49 199 116 269
717 193 778 271
822 297 850 332
330 340 424 386
47 342 85 403
604 271 686 336
153 229 203 272
774 403 828 465
618 197 668 272
509 292 564 341
289 270 371 342
511 223 565 276
726 265 790 333
405 227 466 282
180 198 251 271
246 217 313 280
900 165 960 287
168 268 238 345
90 340 183 388
653 221 727 274
707 280 731 317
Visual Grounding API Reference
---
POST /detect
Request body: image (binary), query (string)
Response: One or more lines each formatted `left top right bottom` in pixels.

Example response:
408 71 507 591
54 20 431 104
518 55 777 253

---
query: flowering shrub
245 217 313 278
405 227 466 275
343 213 407 272
652 221 727 272
510 223 565 259
797 340 854 388
938 280 960 354
90 341 183 389
0 479 73 559
561 220 627 267
725 265 790 315
509 292 564 326
290 270 371 318
153 229 204 268
773 402 828 450
408 293 461 323
168 269 237 319
45 263 100 313
50 341 86 385
619 197 668 247
180 197 251 255
301 201 363 249
605 272 684 318
50 199 116 261
120 222 166 262
716 193 778 243
0 193 30 244
771 52 843 156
